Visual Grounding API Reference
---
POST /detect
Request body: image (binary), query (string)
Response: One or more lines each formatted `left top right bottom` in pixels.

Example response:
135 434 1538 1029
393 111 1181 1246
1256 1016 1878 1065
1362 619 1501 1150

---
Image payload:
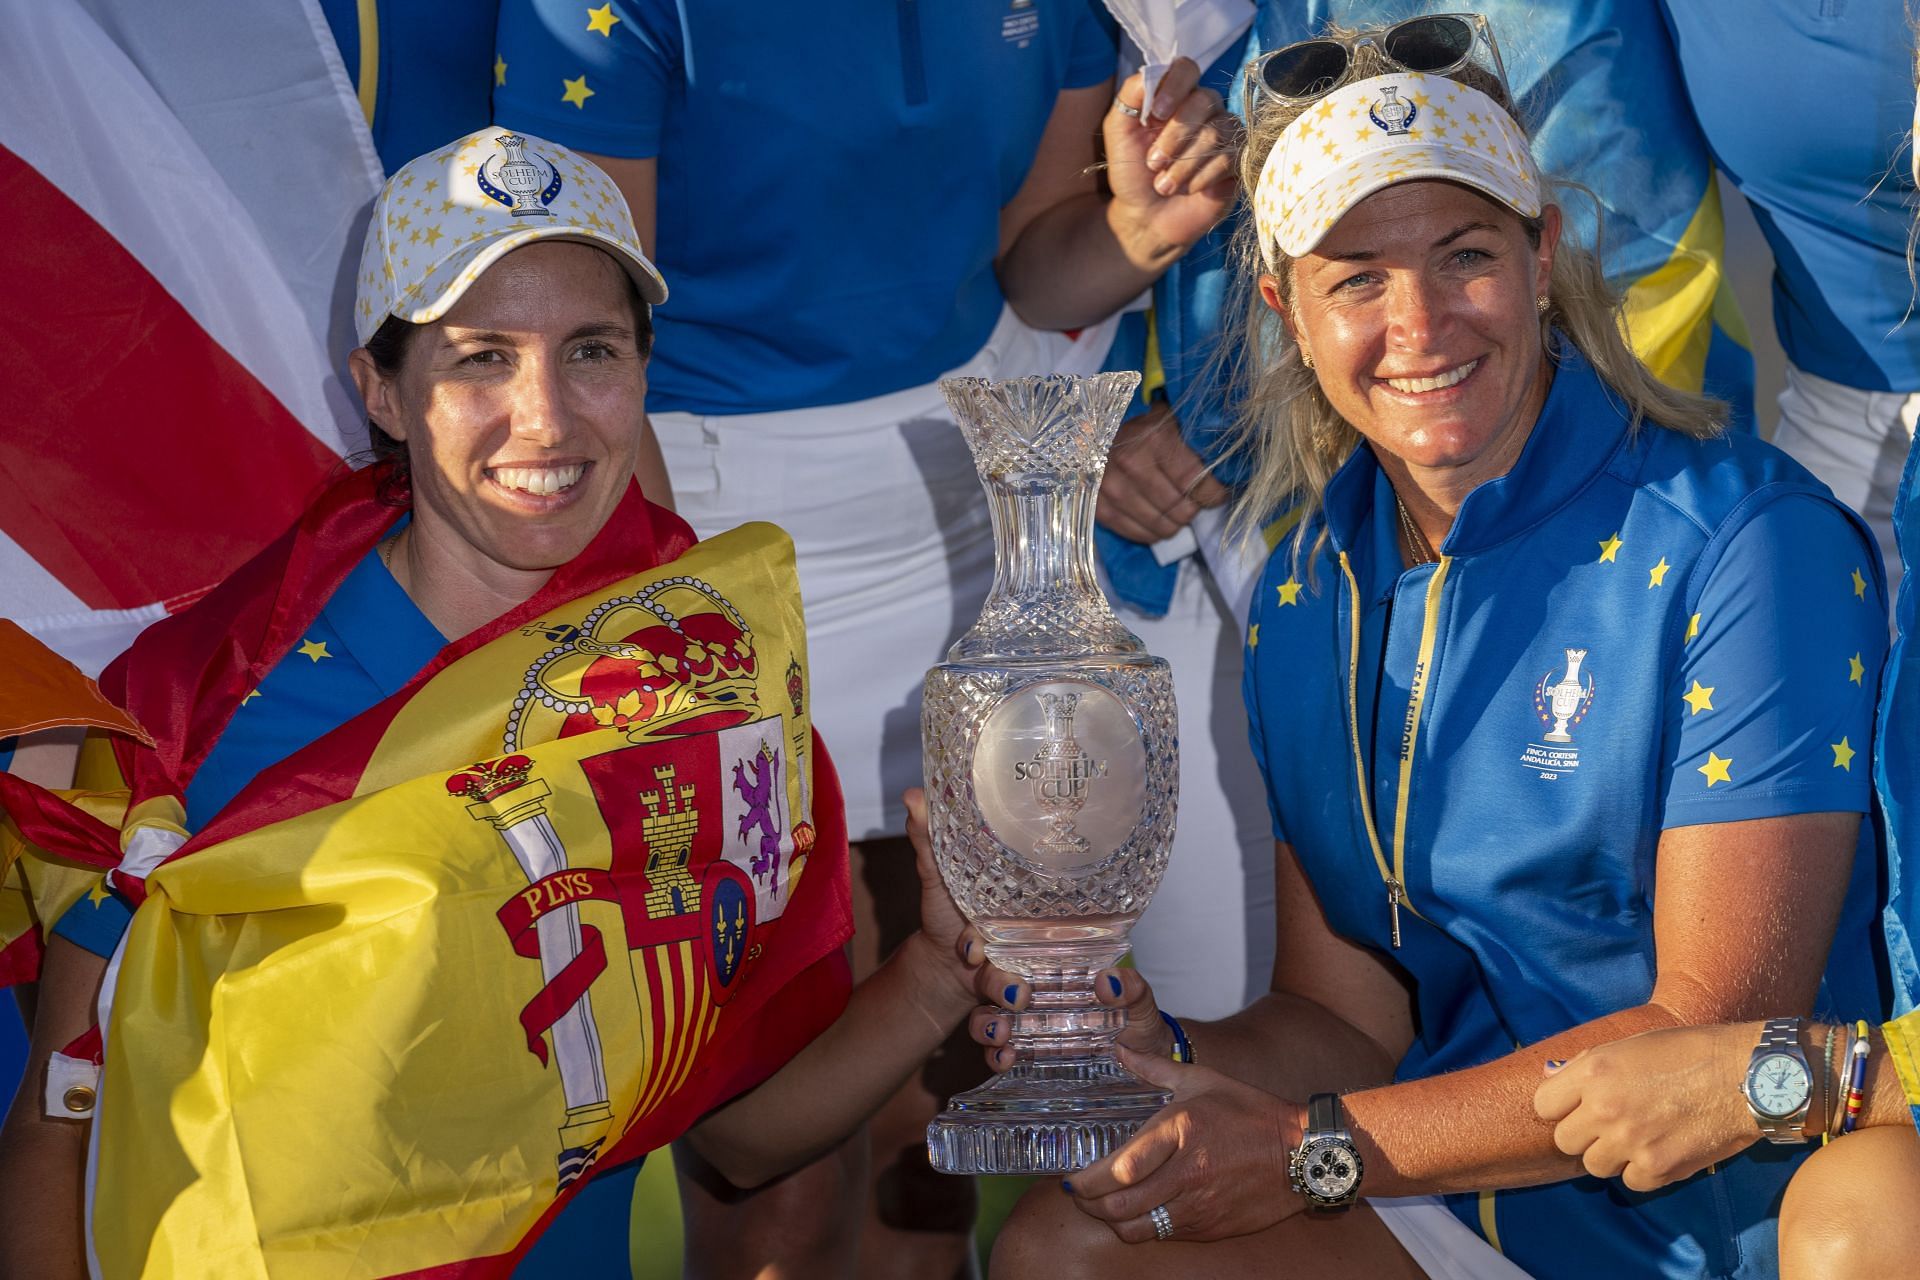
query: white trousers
1772 362 1919 603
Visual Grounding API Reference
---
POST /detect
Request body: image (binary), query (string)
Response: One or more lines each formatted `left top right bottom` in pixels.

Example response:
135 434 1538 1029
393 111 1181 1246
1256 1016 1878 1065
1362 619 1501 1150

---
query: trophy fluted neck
940 373 1146 663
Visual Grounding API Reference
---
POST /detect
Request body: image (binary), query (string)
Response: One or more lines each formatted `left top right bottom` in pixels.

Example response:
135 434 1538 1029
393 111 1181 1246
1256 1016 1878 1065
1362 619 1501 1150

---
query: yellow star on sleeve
297 638 332 662
562 74 596 109
1682 681 1714 715
1849 652 1865 684
1648 557 1670 588
1832 737 1856 771
1247 622 1260 649
1852 567 1867 599
1598 532 1623 563
1684 613 1701 644
494 54 507 87
1698 752 1733 787
86 876 112 906
1276 578 1303 606
586 3 621 36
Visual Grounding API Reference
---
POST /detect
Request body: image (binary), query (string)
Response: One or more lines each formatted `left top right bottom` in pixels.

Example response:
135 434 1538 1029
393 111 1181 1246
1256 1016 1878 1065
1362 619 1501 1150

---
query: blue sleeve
1241 563 1287 845
1063 1 1119 89
50 883 133 959
1661 494 1888 826
493 0 681 158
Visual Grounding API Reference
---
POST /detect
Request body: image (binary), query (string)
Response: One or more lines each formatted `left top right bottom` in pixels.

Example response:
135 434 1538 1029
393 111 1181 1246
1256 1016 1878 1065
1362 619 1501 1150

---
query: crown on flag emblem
446 754 536 802
508 577 761 752
478 134 563 218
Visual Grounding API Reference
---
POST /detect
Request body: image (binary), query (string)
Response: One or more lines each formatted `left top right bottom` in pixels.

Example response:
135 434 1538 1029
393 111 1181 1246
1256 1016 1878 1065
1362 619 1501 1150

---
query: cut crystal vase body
923 372 1178 1175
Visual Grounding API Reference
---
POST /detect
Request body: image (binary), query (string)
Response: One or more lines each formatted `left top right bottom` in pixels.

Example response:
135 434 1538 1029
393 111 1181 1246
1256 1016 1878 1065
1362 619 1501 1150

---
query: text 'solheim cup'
923 372 1178 1175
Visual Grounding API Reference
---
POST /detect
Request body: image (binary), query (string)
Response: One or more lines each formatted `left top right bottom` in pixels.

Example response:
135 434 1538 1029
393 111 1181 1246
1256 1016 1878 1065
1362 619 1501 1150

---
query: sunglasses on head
1252 13 1508 105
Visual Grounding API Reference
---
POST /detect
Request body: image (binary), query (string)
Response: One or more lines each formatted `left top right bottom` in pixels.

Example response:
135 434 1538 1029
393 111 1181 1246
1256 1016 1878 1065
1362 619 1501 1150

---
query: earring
1300 349 1315 370
1536 295 1550 314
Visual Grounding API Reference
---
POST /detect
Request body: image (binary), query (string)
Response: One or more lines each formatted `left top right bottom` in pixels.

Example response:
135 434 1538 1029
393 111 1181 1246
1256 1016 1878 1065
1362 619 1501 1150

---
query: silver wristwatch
1288 1092 1363 1210
1743 1017 1813 1144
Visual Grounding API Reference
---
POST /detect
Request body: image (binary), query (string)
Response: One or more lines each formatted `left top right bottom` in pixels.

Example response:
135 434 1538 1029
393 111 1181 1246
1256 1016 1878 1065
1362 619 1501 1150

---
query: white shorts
1772 362 1919 603
652 307 1119 839
1373 1196 1536 1278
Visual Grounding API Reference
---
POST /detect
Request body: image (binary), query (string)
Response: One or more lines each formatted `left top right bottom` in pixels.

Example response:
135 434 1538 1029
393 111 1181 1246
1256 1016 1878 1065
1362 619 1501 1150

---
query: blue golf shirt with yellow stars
1243 343 1889 1279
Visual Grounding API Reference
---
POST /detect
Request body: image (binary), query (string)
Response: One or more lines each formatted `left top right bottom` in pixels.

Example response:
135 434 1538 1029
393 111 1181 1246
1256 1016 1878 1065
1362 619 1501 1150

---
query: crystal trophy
922 372 1178 1175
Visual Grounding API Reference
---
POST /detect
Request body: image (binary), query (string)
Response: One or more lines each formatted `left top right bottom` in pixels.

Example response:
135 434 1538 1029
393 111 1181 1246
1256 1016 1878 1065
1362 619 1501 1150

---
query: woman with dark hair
972 15 1890 1279
0 129 998 1276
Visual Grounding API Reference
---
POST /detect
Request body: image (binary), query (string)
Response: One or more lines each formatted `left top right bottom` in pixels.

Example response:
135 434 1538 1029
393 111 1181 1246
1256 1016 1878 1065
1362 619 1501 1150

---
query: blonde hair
1222 27 1727 563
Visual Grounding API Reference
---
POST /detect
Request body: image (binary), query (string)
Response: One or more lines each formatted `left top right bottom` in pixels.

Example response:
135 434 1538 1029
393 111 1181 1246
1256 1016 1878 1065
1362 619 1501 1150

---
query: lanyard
1338 550 1449 947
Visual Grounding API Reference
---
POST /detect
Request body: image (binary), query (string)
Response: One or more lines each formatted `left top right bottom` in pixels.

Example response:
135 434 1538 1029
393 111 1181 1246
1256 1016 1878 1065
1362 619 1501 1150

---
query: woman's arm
1062 810 1861 1242
995 61 1236 332
681 791 1001 1188
0 935 108 1279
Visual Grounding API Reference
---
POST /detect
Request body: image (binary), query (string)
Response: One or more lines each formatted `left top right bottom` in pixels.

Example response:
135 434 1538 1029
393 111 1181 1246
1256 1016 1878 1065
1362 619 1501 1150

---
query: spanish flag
0 465 852 1277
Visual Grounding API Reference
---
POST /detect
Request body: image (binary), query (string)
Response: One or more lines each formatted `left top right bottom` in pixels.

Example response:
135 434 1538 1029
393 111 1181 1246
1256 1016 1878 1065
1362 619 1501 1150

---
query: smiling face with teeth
1263 181 1561 523
351 241 651 617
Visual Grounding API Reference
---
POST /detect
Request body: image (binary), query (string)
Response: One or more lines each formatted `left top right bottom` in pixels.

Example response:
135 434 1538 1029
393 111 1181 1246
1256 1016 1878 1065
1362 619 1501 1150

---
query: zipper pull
1387 880 1404 949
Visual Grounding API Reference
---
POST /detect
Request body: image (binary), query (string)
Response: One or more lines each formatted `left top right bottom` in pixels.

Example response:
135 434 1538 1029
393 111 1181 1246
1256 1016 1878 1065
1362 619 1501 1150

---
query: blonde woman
972 15 1891 1279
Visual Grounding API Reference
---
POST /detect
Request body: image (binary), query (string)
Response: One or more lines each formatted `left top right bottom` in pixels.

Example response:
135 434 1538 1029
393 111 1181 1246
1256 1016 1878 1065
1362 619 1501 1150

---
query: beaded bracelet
1821 1022 1840 1145
1160 1010 1195 1064
1841 1020 1871 1135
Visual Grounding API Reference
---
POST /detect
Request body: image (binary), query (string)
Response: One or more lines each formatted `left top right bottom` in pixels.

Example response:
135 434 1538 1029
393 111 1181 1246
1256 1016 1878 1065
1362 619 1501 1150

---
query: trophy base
926 1055 1171 1175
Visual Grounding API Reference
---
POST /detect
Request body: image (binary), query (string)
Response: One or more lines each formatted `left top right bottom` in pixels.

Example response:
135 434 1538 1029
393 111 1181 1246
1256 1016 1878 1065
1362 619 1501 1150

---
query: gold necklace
380 531 401 571
1394 492 1439 566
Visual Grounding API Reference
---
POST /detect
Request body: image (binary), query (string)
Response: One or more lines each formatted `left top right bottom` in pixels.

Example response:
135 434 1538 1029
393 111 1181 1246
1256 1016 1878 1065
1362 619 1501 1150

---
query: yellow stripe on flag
1619 179 1743 395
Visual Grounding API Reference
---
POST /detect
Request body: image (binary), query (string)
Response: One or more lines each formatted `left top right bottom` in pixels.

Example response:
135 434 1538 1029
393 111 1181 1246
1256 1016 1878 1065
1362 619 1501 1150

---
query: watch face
1748 1051 1811 1118
1300 1137 1362 1200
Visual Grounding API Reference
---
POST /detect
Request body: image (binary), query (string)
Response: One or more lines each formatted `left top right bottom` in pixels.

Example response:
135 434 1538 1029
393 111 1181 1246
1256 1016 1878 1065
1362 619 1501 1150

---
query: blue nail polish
1061 1180 1074 1194
1545 1058 1566 1069
985 1021 997 1039
1107 974 1124 997
1004 983 1021 1004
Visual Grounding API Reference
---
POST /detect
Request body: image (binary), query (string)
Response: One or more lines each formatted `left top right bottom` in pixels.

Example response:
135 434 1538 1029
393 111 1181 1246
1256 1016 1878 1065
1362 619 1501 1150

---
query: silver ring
1112 96 1143 118
1149 1203 1174 1241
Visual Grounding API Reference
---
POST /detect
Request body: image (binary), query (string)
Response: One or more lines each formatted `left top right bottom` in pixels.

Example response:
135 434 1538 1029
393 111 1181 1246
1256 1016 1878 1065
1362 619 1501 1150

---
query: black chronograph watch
1288 1092 1364 1210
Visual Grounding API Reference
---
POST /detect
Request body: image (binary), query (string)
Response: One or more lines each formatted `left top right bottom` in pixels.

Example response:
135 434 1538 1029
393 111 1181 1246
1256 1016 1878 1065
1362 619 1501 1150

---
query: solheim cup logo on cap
1369 86 1417 136
1522 648 1595 780
478 133 563 218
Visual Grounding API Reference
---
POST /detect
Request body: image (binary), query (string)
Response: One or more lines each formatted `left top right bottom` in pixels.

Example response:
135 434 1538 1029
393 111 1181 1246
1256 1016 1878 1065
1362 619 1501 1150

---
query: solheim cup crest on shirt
1522 648 1596 779
447 571 814 1188
478 133 563 218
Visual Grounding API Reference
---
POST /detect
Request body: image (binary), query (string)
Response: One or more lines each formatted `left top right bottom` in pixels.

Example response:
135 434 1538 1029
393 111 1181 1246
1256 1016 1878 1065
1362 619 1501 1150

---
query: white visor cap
1253 71 1542 265
353 127 666 345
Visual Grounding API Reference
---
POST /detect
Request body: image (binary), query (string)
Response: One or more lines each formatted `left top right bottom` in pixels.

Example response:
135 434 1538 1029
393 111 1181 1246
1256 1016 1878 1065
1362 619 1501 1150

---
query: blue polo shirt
47 531 640 1277
1659 1 1920 390
318 0 499 174
1244 344 1889 1278
492 0 1117 414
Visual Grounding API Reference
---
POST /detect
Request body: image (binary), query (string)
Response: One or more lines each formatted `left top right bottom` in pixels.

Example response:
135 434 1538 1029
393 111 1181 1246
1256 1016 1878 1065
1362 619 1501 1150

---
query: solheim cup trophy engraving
923 372 1178 1175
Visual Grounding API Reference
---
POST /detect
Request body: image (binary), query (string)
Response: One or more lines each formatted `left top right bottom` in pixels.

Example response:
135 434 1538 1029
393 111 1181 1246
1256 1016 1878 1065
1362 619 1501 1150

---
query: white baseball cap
1253 71 1542 266
353 127 666 345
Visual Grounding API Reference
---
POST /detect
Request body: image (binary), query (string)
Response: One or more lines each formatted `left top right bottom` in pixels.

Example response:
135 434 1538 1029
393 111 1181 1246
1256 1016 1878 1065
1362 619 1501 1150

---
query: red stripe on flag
0 144 341 609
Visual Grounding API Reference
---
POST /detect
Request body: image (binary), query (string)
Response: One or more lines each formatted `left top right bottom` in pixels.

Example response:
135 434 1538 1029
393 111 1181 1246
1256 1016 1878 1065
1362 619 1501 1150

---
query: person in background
1653 1 1919 599
493 3 1242 1273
